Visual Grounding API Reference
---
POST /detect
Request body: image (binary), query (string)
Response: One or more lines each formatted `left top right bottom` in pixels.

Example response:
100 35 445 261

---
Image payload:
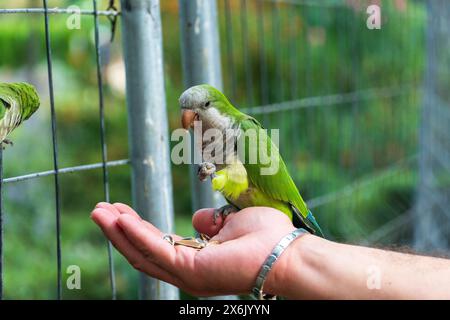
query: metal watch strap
252 228 309 300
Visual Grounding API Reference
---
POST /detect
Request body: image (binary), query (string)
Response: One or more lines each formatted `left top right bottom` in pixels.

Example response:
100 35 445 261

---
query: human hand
91 202 299 297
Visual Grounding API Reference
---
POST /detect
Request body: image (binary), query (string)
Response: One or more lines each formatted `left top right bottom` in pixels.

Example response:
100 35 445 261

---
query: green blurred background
0 0 429 298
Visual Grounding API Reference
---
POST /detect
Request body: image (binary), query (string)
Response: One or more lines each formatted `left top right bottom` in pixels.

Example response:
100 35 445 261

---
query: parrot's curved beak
181 109 198 130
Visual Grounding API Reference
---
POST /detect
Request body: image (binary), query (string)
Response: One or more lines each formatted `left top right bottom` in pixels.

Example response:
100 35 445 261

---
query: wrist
264 233 327 299
262 231 312 296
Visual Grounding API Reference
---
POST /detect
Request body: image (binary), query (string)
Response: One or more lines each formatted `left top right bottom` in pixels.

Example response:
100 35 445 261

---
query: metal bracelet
252 228 309 300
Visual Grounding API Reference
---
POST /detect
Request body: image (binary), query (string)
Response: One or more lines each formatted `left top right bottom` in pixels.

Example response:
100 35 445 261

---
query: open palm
91 202 296 296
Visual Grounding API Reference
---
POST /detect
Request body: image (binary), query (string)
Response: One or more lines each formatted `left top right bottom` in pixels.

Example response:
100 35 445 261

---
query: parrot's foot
213 204 239 225
198 162 216 182
1 139 13 149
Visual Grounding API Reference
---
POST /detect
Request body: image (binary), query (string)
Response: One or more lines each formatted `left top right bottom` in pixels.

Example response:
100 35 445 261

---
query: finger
113 202 164 235
112 202 142 219
117 214 181 272
192 208 223 237
95 202 121 217
192 208 239 238
113 202 171 236
91 208 149 265
91 208 181 286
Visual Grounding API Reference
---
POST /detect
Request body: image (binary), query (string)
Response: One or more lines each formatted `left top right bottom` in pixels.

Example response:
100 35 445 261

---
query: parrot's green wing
0 82 40 142
237 115 323 235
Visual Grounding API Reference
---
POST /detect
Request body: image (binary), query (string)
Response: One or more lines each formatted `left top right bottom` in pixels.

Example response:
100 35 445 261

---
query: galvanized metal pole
414 0 450 252
179 0 226 211
179 0 236 301
120 0 178 300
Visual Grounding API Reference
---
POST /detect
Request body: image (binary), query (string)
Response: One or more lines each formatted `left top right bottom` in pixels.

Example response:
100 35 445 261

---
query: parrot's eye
204 101 210 108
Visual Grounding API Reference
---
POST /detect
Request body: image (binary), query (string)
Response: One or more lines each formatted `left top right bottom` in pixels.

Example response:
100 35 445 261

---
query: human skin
91 202 450 299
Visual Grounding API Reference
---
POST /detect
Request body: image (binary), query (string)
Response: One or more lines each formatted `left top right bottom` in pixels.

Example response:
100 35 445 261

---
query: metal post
179 0 236 301
414 0 450 252
179 0 226 211
120 0 178 300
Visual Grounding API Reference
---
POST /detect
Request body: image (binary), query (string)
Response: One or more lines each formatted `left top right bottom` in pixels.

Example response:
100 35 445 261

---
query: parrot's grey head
179 84 237 131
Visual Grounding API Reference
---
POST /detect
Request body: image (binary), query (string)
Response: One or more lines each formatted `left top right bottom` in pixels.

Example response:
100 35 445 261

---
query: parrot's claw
213 204 239 225
1 139 13 149
198 162 216 181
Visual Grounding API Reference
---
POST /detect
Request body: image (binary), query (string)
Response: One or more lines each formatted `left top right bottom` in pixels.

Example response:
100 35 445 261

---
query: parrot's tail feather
291 204 316 235
306 210 324 237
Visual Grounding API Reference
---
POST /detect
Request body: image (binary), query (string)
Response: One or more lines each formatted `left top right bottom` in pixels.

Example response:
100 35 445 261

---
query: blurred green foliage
0 0 425 298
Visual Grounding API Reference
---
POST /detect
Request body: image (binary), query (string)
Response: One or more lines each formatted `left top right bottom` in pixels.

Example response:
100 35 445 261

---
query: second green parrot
0 82 40 144
179 84 323 236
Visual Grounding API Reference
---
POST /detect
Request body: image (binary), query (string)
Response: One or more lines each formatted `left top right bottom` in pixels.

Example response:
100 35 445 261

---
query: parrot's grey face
179 86 210 111
179 86 210 130
179 86 231 131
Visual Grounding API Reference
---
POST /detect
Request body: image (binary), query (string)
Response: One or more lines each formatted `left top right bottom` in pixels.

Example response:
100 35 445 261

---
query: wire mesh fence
0 0 121 300
0 0 448 299
216 0 424 247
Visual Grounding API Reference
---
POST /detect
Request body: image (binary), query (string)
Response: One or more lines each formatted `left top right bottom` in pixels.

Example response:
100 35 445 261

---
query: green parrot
0 82 40 144
179 84 323 236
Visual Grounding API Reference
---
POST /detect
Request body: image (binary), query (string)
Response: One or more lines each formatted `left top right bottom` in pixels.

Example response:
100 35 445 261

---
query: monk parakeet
179 84 323 236
0 82 40 144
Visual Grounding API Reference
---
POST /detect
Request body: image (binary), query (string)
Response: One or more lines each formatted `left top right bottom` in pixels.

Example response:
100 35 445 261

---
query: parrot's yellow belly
211 161 293 220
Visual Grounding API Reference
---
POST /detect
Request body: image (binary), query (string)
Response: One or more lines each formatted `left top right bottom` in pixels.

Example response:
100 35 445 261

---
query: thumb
192 208 225 238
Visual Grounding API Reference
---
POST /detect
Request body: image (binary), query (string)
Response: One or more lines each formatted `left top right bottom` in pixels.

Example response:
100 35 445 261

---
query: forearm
268 235 450 299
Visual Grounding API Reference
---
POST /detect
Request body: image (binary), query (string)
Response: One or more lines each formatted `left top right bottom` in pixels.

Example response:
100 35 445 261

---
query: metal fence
0 0 448 300
414 0 450 252
0 0 122 300
217 0 424 246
